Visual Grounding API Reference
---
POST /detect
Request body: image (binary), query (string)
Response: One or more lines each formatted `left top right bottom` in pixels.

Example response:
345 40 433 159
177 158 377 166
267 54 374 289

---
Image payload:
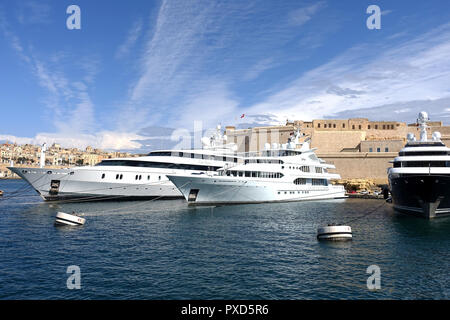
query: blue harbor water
0 179 449 300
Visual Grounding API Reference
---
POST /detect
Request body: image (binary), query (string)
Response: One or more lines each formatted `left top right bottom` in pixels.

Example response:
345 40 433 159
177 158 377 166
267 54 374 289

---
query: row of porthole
278 191 310 195
101 173 161 181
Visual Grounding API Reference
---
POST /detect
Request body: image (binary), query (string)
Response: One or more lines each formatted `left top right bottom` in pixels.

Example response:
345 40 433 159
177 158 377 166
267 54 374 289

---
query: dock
346 193 384 200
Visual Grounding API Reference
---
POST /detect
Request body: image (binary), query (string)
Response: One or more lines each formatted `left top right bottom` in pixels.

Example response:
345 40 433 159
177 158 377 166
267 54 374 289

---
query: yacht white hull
168 175 347 205
8 167 182 201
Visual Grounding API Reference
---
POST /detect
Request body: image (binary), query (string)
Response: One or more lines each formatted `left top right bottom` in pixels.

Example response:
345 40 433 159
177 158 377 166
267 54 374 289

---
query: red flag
240 114 245 118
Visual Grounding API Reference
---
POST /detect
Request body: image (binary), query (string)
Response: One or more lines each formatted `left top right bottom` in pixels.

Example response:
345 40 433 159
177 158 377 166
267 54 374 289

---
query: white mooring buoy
317 224 352 241
54 212 85 227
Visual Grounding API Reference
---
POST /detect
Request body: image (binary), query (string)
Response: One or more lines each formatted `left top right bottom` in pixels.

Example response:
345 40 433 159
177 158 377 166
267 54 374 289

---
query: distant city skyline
1 0 450 152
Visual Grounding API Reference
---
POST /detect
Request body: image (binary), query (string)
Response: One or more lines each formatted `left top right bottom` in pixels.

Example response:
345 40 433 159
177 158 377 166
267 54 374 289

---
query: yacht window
158 176 161 180
245 171 250 177
96 160 221 171
400 161 447 168
312 179 328 186
101 173 105 179
116 174 119 180
300 166 310 172
148 175 150 180
315 167 322 173
120 174 123 179
239 171 243 177
294 178 307 185
401 151 448 156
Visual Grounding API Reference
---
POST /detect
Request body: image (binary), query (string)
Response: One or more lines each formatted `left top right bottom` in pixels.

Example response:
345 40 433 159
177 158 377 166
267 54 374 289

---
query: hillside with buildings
0 143 138 178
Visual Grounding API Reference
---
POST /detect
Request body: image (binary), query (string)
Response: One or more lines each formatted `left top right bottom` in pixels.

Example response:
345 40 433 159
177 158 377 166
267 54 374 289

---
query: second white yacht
167 129 346 205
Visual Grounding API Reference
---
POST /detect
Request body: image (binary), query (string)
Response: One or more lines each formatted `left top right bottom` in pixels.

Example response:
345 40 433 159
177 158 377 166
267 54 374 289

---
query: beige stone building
225 118 450 182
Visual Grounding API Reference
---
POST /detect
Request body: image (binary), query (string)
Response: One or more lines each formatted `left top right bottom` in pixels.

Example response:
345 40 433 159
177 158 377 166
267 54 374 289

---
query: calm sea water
0 179 449 300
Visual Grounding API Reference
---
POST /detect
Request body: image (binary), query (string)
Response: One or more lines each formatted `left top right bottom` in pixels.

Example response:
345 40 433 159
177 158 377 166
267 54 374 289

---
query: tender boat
54 212 86 226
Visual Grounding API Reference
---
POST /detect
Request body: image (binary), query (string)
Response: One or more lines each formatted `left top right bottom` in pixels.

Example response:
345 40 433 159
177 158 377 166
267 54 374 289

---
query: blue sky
1 0 450 151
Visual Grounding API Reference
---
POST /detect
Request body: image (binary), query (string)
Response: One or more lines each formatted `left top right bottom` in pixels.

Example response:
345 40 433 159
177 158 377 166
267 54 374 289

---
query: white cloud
115 19 143 59
288 1 326 26
243 58 276 81
169 81 240 129
0 131 146 151
17 1 52 25
244 22 450 122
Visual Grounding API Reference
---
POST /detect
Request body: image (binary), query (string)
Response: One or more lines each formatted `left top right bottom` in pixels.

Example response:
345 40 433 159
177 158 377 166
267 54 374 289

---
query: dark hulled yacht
388 112 450 219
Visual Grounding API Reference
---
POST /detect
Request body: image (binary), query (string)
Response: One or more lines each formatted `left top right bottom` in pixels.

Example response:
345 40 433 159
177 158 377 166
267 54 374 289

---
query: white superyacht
167 129 346 205
8 126 241 201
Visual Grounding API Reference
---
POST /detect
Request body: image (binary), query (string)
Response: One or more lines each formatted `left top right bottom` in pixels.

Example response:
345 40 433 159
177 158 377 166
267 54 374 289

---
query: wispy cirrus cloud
243 58 277 81
288 1 327 26
0 8 143 150
116 0 332 133
243 22 450 124
16 1 52 25
115 18 143 59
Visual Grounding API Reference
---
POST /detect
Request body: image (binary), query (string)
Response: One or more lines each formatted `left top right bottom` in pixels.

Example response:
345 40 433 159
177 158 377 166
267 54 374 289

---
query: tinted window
96 160 221 171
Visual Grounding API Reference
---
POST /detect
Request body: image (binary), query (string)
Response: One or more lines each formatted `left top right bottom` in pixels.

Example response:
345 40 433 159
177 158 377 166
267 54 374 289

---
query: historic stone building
224 118 450 182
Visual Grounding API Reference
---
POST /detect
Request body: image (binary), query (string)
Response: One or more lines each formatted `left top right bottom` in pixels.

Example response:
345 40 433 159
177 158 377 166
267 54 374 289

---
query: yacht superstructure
8 126 241 201
388 112 450 219
167 129 346 205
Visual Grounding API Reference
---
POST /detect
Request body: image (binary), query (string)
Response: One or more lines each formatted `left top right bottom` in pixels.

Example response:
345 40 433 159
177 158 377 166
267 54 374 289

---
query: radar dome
418 111 429 122
201 136 211 146
407 133 415 141
432 131 442 141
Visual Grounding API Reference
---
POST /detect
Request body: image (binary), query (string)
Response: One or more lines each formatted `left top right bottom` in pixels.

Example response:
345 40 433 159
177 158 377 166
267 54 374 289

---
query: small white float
317 224 352 241
54 212 85 227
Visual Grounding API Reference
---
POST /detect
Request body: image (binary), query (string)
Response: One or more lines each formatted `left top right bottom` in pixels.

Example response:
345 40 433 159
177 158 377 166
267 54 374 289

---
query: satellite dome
418 111 429 122
432 131 442 141
201 136 211 146
407 133 415 141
